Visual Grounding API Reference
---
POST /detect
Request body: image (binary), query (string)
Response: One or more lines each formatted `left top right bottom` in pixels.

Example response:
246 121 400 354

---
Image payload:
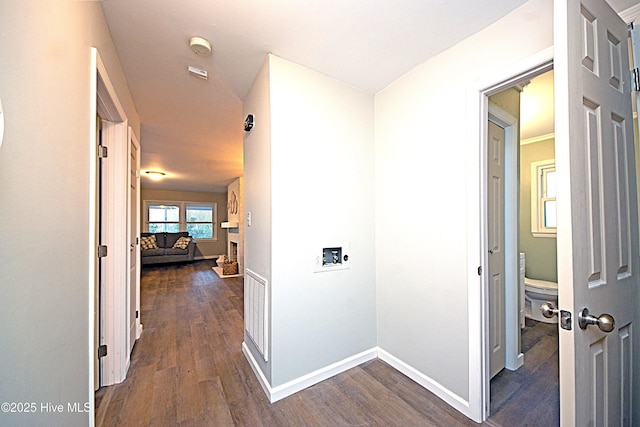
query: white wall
375 0 553 405
0 2 139 426
243 54 377 388
243 57 273 381
269 55 377 386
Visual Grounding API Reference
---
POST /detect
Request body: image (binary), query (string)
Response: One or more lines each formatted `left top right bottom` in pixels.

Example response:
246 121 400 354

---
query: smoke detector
189 36 212 56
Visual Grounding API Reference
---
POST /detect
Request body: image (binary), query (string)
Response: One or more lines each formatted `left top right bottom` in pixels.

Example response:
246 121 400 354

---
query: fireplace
213 177 244 278
229 241 238 262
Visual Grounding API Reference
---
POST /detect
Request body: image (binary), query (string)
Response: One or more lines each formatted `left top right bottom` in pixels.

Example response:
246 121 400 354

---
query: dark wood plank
489 318 559 426
99 260 563 426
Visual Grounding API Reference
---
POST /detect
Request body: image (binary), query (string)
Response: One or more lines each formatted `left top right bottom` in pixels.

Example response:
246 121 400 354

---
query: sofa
140 232 196 265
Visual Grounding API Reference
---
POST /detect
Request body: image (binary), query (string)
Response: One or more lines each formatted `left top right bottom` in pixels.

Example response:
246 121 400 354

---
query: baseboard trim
506 352 524 371
242 343 471 418
242 342 272 400
377 348 472 419
194 255 218 260
242 342 378 403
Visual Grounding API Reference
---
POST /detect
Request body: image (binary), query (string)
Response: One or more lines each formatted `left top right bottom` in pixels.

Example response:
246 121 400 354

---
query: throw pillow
173 236 192 249
140 235 158 250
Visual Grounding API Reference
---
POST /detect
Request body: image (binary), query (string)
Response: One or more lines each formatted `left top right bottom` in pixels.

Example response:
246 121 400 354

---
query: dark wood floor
95 260 558 426
488 318 559 426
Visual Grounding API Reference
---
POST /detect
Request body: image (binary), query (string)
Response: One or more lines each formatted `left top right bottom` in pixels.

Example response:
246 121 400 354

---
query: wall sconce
244 114 254 132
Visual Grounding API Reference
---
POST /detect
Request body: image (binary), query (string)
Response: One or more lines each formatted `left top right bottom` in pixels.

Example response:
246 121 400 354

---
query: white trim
242 343 377 403
101 119 130 386
377 348 472 417
194 255 219 260
95 49 131 388
96 56 127 122
530 159 557 237
88 47 98 427
241 343 472 417
521 132 555 145
466 46 554 422
618 4 640 24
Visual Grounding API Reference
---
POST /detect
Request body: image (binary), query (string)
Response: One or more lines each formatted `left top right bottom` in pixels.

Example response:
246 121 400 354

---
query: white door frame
89 48 131 391
88 49 98 425
488 103 523 374
466 46 554 422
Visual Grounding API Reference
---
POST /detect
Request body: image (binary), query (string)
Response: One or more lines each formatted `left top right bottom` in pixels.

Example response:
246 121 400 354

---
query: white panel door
128 131 140 357
555 0 638 425
488 120 506 379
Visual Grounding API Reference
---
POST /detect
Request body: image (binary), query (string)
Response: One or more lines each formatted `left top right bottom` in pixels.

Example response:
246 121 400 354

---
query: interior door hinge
136 310 139 319
477 266 482 276
98 344 107 358
98 145 108 159
631 68 640 92
97 245 108 258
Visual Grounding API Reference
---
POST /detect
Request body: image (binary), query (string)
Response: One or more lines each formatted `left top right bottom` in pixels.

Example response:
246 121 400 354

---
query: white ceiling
101 0 639 192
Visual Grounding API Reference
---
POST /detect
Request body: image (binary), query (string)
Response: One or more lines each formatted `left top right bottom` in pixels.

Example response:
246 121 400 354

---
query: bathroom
487 69 559 425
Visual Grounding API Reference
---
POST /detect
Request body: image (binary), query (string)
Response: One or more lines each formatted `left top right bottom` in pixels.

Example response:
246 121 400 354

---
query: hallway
95 260 478 426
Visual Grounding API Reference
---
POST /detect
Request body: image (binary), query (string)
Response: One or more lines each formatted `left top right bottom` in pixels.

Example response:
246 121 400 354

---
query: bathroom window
531 160 557 237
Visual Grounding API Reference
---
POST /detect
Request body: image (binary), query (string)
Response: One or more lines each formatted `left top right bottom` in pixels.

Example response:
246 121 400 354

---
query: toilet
523 277 558 323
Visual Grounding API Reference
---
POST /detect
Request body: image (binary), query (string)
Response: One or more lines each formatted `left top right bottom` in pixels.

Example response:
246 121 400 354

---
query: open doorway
486 69 559 425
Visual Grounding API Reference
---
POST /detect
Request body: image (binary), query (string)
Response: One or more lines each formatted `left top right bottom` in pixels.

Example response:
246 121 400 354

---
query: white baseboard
242 343 472 419
242 342 272 399
194 255 218 260
377 348 472 419
506 352 524 371
136 324 143 340
242 342 377 403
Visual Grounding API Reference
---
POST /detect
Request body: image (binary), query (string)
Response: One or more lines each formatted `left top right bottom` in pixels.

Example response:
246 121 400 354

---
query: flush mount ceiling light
189 36 212 56
145 170 166 181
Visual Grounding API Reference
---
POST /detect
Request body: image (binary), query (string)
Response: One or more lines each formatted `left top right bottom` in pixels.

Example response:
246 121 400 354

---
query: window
148 204 180 233
186 204 214 239
144 200 217 240
530 160 556 237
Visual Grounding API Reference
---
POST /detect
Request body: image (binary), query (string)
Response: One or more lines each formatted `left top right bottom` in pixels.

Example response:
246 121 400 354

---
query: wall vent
245 269 269 362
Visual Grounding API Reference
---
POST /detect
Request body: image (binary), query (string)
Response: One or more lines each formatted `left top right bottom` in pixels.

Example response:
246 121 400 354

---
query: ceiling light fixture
145 171 166 181
189 36 212 56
